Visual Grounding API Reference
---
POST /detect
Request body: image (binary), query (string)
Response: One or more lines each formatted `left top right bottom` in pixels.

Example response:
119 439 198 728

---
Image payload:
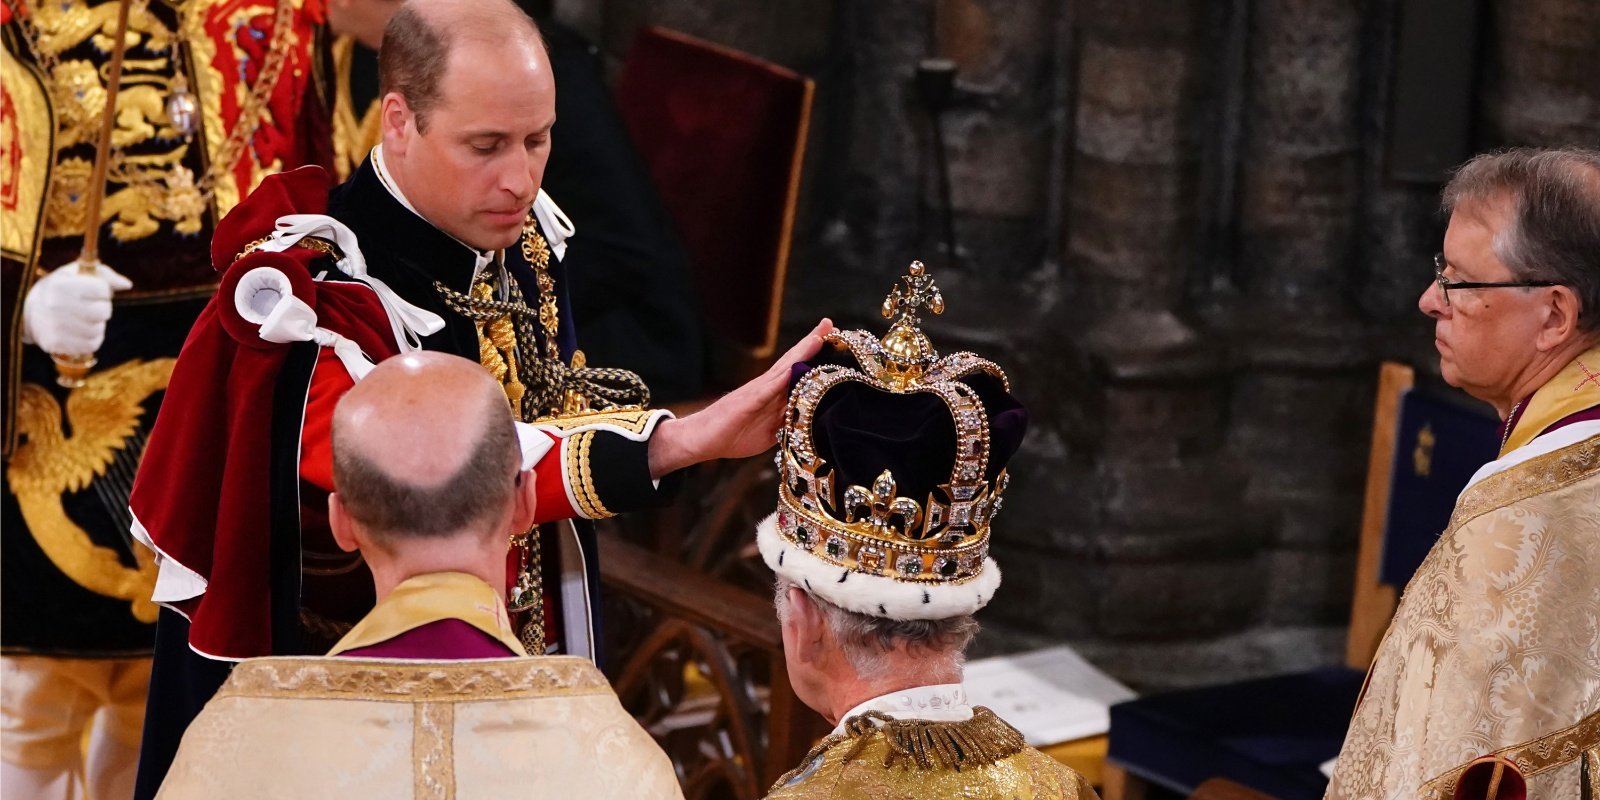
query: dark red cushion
614 27 812 356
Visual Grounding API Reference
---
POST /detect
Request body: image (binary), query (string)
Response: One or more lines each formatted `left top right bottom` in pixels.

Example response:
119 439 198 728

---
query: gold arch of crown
775 261 1014 584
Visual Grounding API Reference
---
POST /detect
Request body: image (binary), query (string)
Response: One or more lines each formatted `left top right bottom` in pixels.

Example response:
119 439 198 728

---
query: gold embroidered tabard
1 37 54 265
5 357 175 621
155 656 684 800
8 0 320 267
20 0 201 245
328 35 381 182
766 707 1099 800
1326 435 1600 800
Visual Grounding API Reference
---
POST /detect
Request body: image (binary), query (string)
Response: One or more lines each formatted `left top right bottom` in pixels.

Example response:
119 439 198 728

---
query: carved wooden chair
1101 363 1500 800
599 532 824 798
614 25 814 388
610 21 817 590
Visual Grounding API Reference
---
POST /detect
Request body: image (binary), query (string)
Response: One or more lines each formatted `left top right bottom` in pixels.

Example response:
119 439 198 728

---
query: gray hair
1441 147 1600 335
773 578 977 681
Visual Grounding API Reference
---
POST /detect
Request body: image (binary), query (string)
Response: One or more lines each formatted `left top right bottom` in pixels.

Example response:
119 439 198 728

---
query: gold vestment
1327 420 1600 798
155 656 683 799
765 706 1098 800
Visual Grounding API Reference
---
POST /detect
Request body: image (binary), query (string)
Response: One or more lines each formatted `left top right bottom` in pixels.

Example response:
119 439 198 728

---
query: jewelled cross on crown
881 260 946 325
842 470 923 539
876 262 946 388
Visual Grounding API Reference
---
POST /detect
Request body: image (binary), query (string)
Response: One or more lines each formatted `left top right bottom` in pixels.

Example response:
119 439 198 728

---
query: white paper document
963 645 1136 746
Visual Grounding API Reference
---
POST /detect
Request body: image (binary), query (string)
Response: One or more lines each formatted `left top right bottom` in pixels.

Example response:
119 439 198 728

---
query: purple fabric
787 346 1028 501
339 619 518 660
1548 404 1600 434
1500 394 1600 446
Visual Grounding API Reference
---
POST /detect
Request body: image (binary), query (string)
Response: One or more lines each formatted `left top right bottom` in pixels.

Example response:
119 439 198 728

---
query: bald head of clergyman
327 352 536 600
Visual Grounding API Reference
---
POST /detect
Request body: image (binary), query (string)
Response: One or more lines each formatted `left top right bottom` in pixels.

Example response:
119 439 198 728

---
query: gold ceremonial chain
433 216 650 419
470 274 529 412
433 215 653 655
432 276 653 417
432 273 550 416
9 0 295 207
520 219 562 363
514 215 651 415
235 234 340 263
508 528 545 655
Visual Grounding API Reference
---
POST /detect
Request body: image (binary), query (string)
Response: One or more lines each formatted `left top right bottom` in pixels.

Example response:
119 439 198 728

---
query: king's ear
785 587 829 663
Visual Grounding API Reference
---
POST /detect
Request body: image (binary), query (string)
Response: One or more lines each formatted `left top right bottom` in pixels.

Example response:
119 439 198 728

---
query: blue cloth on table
1106 667 1366 800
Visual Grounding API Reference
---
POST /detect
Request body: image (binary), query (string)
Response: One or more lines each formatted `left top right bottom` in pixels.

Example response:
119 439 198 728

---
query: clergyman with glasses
1326 147 1600 799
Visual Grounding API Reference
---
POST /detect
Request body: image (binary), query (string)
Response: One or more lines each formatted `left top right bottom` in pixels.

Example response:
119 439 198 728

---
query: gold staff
49 0 133 388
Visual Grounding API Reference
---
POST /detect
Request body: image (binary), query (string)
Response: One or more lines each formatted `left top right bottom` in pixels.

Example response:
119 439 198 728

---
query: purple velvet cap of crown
785 345 1027 505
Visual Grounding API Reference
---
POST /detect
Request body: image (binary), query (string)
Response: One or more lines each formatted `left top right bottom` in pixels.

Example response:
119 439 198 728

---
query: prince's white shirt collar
370 145 575 267
371 144 495 275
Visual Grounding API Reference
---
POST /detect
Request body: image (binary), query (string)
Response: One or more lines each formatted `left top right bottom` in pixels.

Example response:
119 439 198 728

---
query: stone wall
555 0 1600 689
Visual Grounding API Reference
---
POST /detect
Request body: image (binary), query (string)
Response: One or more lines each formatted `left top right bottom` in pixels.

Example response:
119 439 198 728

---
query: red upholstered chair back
614 27 814 368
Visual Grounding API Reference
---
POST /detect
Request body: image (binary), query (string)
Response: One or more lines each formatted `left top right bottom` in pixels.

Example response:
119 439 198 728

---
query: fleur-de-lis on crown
842 470 923 538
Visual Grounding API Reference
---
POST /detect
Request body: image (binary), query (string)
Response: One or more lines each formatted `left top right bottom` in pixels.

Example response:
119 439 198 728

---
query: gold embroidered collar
327 571 528 657
773 705 1027 788
1501 345 1600 456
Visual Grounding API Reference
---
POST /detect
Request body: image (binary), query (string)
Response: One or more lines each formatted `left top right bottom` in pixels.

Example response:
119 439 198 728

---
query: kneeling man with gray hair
757 262 1097 799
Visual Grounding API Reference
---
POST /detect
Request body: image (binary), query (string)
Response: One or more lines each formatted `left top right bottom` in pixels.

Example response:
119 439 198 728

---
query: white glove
21 261 134 355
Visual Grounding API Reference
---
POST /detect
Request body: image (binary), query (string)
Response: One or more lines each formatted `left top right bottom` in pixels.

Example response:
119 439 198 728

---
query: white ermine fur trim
755 513 1000 620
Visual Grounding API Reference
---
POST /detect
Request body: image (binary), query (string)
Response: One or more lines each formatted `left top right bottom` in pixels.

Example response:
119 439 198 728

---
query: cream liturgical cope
153 655 682 799
1326 348 1600 799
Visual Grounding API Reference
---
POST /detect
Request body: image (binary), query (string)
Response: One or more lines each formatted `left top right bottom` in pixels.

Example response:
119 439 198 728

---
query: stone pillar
1484 0 1600 146
1226 0 1370 641
833 0 937 272
1355 0 1444 368
1235 0 1362 319
1019 0 1273 687
928 0 1056 280
1068 0 1215 357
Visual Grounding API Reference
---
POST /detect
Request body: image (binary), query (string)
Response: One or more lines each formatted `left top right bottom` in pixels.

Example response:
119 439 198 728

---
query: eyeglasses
1433 253 1558 308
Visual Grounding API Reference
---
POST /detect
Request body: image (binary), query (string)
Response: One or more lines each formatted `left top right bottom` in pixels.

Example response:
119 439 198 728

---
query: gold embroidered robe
765 706 1099 800
155 656 684 799
2 0 332 656
1326 431 1600 799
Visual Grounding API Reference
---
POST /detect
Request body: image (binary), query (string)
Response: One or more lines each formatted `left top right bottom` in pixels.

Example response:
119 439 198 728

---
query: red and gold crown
757 262 1026 619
